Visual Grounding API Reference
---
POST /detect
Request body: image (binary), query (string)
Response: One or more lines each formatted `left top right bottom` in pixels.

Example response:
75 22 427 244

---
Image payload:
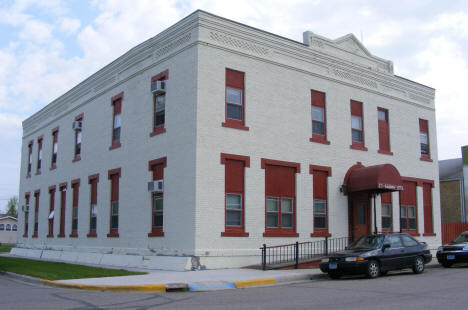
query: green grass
0 257 146 280
0 245 13 253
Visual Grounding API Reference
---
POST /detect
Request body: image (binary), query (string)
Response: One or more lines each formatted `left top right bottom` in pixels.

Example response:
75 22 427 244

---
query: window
350 100 367 151
401 234 419 247
73 114 83 162
377 108 392 155
87 174 99 237
47 186 56 237
107 168 121 237
58 183 67 238
70 179 80 237
33 190 40 238
262 159 300 237
381 192 392 231
110 92 123 150
150 70 168 136
310 90 329 144
385 234 403 248
221 154 250 237
51 128 58 169
419 119 431 161
6 224 11 231
27 141 33 177
400 180 417 234
12 224 17 231
148 157 167 237
0 224 3 230
310 165 332 237
423 182 435 236
24 193 30 237
36 137 43 174
222 69 248 131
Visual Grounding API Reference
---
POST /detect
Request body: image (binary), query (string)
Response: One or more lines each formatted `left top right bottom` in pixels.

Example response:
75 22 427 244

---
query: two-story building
13 10 440 270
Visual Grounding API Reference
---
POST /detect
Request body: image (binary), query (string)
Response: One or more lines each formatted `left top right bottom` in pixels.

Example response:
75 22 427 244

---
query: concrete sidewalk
41 268 323 292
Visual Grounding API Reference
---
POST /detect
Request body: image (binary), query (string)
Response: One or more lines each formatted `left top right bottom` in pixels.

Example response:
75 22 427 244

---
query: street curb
40 279 167 292
233 278 275 288
1 271 42 284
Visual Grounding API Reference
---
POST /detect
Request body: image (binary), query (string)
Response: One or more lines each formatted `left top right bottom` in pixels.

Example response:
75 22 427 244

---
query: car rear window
401 234 419 246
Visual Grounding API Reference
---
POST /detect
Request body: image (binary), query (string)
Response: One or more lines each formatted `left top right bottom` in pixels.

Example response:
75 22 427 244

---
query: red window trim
419 118 431 161
50 127 59 170
220 153 250 237
222 68 249 131
260 158 301 173
377 107 392 155
148 157 167 237
150 70 168 137
107 168 121 238
36 136 43 175
23 192 30 237
310 90 330 145
32 189 40 238
310 165 332 237
380 192 393 233
47 185 56 238
57 182 67 238
87 173 99 238
350 100 367 151
73 114 83 163
422 181 434 236
69 178 80 238
109 92 124 150
27 140 33 178
262 159 300 237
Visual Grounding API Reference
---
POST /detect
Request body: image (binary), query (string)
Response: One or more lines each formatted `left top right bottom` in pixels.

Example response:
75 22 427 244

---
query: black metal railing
261 236 351 270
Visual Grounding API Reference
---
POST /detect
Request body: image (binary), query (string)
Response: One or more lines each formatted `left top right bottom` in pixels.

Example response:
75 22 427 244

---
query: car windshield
452 233 468 243
347 235 384 250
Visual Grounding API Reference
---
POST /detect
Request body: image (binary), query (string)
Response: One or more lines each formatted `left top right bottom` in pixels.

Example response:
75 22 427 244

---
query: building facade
0 216 18 244
14 11 440 270
439 145 468 223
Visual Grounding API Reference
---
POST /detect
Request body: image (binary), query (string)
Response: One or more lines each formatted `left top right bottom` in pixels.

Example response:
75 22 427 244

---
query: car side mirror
382 243 391 252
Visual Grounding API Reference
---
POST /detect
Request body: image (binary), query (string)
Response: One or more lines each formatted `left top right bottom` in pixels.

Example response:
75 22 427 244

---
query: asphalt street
1 265 467 310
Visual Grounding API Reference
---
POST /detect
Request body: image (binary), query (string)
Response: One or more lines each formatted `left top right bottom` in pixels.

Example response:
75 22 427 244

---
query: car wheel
329 272 341 279
412 256 425 274
441 261 452 268
367 260 380 279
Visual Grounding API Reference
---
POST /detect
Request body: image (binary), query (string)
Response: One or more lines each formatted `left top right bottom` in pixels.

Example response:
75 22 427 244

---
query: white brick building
14 10 440 270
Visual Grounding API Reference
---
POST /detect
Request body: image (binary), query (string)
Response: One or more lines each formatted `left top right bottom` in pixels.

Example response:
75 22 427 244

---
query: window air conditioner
72 121 82 131
22 205 30 212
151 80 166 94
148 180 164 193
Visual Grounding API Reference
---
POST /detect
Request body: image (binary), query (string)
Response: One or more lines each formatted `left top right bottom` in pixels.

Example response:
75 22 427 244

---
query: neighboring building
0 215 18 244
14 10 440 270
439 145 468 223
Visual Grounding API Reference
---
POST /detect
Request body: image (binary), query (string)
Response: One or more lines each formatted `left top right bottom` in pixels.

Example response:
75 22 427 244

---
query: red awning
347 164 403 193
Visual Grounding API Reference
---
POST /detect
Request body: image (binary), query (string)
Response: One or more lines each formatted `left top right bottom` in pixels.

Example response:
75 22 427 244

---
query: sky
1 0 468 212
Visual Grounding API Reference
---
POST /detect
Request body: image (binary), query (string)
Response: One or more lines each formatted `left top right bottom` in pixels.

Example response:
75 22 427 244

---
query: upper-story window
73 114 83 162
350 100 367 151
419 119 431 161
222 69 249 131
377 108 392 155
150 70 168 137
51 128 59 169
110 93 123 150
310 90 330 144
36 137 43 174
27 141 33 177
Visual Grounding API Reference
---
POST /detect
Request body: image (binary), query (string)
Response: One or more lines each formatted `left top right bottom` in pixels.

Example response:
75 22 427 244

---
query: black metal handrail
261 236 351 270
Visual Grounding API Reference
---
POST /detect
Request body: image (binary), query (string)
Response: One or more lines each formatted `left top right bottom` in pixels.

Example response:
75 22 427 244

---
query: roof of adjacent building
439 158 463 180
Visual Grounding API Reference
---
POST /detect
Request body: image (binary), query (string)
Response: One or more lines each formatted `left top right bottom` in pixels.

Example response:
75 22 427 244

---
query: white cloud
430 12 468 38
18 19 54 43
58 17 81 35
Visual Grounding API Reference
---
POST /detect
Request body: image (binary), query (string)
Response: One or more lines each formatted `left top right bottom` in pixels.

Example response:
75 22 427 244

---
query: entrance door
352 198 370 240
